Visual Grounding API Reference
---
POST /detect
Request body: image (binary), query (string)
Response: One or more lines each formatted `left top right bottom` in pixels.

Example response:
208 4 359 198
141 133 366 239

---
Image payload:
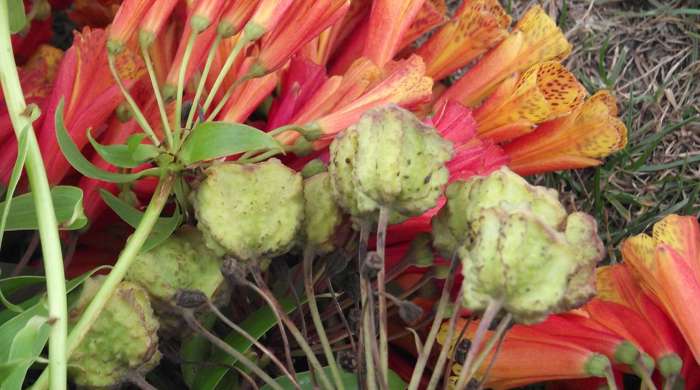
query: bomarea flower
504 90 628 176
432 167 604 323
437 319 613 390
69 276 160 388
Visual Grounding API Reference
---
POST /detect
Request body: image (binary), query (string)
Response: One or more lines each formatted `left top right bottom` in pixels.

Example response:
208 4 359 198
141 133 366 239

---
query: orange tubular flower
503 90 627 176
622 215 700 365
253 0 350 74
396 0 447 53
217 0 260 38
362 0 426 67
106 0 153 54
473 61 586 142
243 0 295 40
138 0 179 48
416 0 510 81
439 320 611 389
438 5 571 108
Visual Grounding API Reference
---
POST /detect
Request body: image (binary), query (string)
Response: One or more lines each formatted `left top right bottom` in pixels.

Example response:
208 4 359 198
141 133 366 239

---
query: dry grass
507 0 700 261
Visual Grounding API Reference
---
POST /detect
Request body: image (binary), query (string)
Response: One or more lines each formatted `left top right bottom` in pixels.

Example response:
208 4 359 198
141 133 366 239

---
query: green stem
201 33 250 115
303 250 345 390
106 53 159 146
33 174 175 390
605 367 619 390
140 45 174 150
426 285 464 389
375 207 389 386
205 73 254 122
466 313 512 385
185 34 221 130
174 32 197 147
0 4 68 389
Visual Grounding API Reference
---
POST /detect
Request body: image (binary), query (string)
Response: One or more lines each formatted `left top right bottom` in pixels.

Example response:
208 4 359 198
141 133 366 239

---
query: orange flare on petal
396 0 447 52
362 0 427 67
474 61 586 142
439 5 571 107
503 90 627 176
19 45 64 101
416 0 510 80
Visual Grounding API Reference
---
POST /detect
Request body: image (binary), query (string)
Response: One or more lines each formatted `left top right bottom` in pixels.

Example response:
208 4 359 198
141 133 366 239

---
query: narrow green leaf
87 129 159 169
179 122 281 165
0 276 45 297
7 0 26 33
55 99 151 183
0 128 29 248
0 316 49 390
192 297 303 390
181 314 216 387
0 186 88 231
99 189 181 252
260 368 407 390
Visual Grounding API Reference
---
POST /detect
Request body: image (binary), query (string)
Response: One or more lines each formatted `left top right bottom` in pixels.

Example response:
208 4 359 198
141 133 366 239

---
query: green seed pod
193 159 303 263
303 172 343 254
126 226 225 303
329 105 452 223
69 277 160 387
432 167 566 257
437 167 604 323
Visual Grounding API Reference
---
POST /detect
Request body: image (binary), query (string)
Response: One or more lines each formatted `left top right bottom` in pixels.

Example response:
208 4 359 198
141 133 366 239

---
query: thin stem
444 317 472 387
453 301 505 390
605 366 619 390
186 34 222 130
140 45 174 149
0 5 68 389
376 207 389 386
126 372 158 390
406 253 460 390
358 222 377 390
635 358 658 390
174 32 197 147
183 311 284 390
247 273 335 390
304 250 345 390
205 74 253 122
426 286 464 389
107 53 159 146
476 319 508 390
201 33 250 115
663 375 678 390
206 300 299 388
32 174 175 390
327 279 356 352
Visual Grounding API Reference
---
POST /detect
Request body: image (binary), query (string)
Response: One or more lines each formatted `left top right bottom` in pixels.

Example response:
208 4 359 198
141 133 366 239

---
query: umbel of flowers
3 0 635 389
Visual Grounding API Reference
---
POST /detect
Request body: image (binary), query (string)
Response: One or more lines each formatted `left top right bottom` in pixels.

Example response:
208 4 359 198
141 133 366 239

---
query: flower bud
126 226 225 303
69 277 160 387
303 172 343 254
192 159 303 263
329 105 453 223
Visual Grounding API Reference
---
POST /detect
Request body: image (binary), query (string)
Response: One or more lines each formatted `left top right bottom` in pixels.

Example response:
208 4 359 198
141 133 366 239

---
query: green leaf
87 129 159 169
0 316 49 390
260 368 407 390
0 127 29 248
0 186 88 231
179 122 281 165
7 0 27 33
0 276 45 297
55 99 153 183
181 314 215 387
99 189 181 252
192 296 303 390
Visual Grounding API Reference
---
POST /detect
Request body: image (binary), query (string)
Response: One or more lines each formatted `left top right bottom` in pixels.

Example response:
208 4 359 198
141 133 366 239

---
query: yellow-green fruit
329 105 452 223
303 172 343 254
432 167 566 257
192 159 303 262
126 226 225 302
69 277 160 387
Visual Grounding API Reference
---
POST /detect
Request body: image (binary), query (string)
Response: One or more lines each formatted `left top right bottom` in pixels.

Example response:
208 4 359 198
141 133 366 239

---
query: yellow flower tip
475 61 586 142
418 0 510 80
516 5 572 64
574 91 628 158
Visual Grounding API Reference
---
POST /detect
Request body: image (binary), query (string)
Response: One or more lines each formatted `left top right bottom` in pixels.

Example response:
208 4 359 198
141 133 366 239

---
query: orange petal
438 5 570 107
417 0 510 80
397 0 448 52
503 90 627 175
362 0 426 67
474 61 586 142
652 215 700 276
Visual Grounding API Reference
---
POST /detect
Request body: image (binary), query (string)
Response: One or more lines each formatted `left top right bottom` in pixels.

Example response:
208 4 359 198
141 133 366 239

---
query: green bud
289 136 313 156
301 159 327 178
191 15 212 33
126 226 225 302
658 354 683 378
106 39 124 55
116 102 132 123
192 159 303 263
139 30 156 49
303 172 343 254
69 277 160 387
217 21 236 38
613 341 640 365
329 105 452 223
584 353 611 377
